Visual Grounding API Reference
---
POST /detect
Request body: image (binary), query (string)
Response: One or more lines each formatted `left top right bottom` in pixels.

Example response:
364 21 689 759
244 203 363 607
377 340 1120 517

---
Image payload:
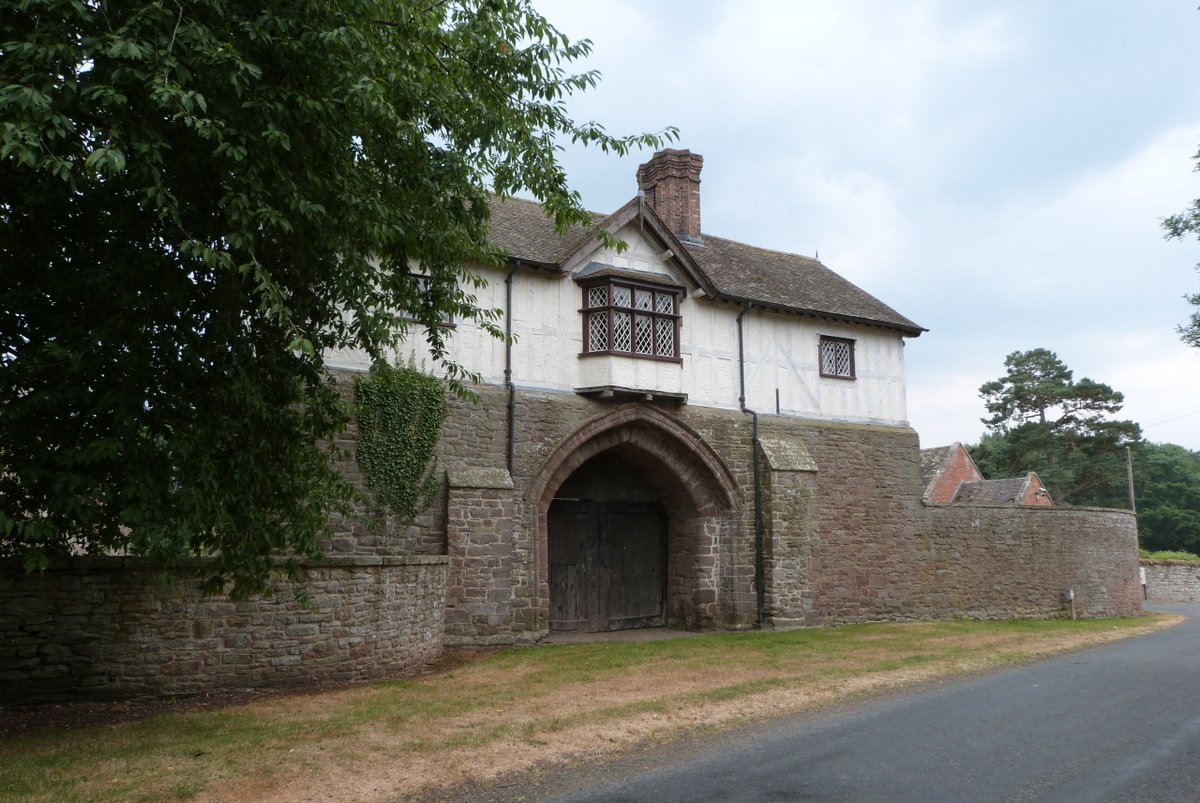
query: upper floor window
581 279 681 361
401 274 455 328
819 335 855 379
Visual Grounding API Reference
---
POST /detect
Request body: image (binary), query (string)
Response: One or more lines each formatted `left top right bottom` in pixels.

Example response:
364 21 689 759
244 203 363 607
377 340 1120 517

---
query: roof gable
920 442 984 504
559 197 717 295
485 195 924 336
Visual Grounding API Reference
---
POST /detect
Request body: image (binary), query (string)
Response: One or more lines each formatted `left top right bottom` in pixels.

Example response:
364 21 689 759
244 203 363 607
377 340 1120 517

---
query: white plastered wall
324 223 910 427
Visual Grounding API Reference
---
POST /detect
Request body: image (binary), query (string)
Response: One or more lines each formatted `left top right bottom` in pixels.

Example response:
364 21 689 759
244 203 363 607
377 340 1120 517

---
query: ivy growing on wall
354 360 446 522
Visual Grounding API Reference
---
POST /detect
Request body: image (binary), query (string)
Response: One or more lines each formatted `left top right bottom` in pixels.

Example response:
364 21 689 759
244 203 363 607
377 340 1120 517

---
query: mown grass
0 615 1171 802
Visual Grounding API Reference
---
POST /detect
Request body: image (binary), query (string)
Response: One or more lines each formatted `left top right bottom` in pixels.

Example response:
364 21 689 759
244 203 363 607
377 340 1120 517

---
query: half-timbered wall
326 222 910 427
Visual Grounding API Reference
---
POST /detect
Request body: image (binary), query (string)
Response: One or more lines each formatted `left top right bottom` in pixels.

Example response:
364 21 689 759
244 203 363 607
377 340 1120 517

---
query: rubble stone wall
1142 560 1200 602
0 555 447 704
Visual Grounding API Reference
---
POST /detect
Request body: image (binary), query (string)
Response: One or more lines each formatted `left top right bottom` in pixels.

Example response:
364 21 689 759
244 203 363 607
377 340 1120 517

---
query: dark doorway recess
548 454 668 632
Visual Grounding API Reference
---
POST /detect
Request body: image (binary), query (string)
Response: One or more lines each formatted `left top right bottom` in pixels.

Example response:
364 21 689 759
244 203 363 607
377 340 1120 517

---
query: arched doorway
549 453 668 632
529 405 741 634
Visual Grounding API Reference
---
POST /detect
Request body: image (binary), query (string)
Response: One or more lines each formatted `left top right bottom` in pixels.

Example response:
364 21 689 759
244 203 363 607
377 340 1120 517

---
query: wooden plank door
548 500 594 631
601 503 667 630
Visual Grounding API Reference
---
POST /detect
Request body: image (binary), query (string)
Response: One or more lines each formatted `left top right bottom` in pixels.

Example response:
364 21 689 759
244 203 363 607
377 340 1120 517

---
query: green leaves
1 0 672 596
1163 143 1200 347
355 361 445 524
1132 443 1200 554
83 144 126 177
975 349 1141 506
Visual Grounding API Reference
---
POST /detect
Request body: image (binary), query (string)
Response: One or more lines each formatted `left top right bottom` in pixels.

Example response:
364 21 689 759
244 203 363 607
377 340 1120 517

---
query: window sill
399 317 457 331
575 385 688 404
579 350 683 365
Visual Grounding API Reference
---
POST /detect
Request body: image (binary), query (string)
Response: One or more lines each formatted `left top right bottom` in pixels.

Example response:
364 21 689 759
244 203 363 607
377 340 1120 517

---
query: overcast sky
530 0 1200 450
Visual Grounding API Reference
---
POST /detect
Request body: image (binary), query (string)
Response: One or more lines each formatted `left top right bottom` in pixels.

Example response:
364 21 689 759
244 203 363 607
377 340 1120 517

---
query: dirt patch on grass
2 617 1178 803
217 616 1180 803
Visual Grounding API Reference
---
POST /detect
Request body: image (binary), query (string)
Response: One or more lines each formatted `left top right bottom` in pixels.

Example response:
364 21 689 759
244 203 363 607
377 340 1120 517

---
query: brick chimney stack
636 149 703 243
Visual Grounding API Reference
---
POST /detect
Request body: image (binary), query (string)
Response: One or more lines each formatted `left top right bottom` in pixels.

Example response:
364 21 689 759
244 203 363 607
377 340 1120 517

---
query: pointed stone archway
529 405 740 632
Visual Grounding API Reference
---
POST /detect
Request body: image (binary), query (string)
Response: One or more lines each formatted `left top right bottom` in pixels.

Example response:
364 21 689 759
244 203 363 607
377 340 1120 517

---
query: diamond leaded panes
581 279 680 360
634 315 653 354
588 311 608 351
613 311 632 351
656 318 675 357
819 337 854 378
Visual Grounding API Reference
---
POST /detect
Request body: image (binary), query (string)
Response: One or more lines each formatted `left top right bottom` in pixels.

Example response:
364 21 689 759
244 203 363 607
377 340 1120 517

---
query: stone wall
3 371 1143 703
908 506 1142 620
0 555 447 704
756 419 1140 626
431 382 763 643
785 419 924 625
444 469 531 644
324 374 1140 642
1142 560 1200 602
325 372 448 557
760 439 817 629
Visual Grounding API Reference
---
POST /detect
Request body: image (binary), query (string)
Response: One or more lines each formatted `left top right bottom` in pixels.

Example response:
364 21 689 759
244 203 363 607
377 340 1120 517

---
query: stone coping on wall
0 554 448 572
759 436 818 473
1140 558 1200 565
778 416 918 435
920 502 1136 515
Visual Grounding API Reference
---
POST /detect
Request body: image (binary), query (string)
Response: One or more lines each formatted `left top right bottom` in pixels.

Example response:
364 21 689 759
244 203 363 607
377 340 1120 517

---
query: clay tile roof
953 477 1029 506
687 235 923 334
919 445 952 487
485 196 924 335
485 196 601 266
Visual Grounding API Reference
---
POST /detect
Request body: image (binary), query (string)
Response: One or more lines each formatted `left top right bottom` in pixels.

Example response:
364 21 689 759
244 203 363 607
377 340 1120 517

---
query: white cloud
529 0 1200 449
1100 335 1200 448
906 367 991 448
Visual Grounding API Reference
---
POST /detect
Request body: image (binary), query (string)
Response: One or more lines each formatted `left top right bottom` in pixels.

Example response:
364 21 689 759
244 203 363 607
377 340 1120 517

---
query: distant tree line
969 349 1200 555
1150 114 1200 553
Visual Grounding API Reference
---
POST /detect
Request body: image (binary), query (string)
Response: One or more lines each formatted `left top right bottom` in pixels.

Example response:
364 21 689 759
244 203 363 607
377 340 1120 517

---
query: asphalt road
550 604 1200 803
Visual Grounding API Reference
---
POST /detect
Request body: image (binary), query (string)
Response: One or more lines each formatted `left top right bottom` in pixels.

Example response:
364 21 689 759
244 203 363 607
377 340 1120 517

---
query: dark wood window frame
579 277 682 363
399 274 457 329
819 335 856 379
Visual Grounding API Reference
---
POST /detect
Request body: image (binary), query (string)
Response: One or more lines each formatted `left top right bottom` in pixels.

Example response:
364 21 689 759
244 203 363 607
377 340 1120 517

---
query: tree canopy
1135 442 1200 554
972 349 1141 506
0 0 674 595
1163 140 1200 347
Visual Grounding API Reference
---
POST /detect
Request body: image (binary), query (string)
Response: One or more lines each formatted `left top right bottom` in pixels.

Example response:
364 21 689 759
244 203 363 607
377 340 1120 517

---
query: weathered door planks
548 499 667 632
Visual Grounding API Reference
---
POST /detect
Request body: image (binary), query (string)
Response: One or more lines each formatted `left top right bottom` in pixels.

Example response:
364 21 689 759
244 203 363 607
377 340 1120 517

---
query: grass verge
1140 548 1200 563
0 614 1177 802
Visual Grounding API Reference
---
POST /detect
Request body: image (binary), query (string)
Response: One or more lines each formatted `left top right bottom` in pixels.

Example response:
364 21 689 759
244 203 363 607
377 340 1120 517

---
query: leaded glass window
581 278 681 361
819 336 855 379
634 315 653 354
588 311 608 351
613 311 632 352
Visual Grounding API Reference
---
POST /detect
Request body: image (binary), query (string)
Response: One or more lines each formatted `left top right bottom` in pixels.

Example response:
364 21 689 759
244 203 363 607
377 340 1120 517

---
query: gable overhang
490 251 561 272
712 293 927 338
553 197 720 296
